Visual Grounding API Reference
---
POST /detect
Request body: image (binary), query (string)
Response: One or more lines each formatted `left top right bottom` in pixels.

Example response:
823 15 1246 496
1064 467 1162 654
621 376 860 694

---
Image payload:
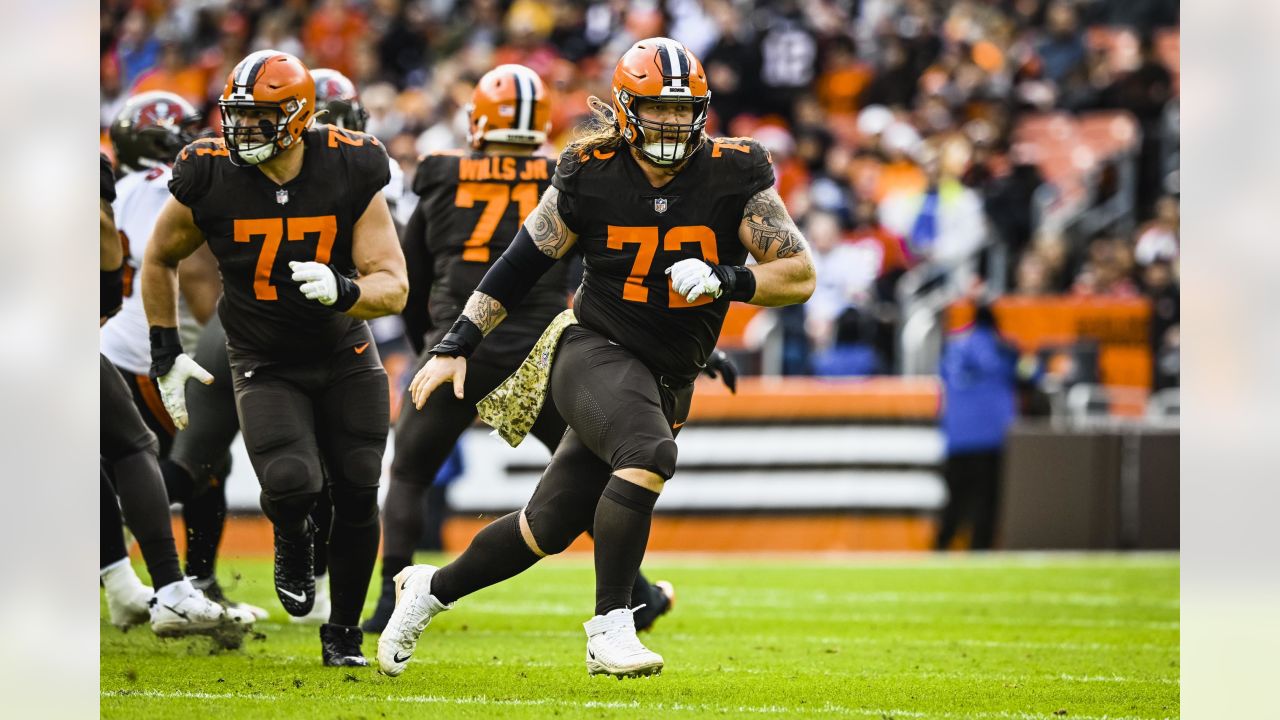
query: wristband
429 316 484 358
101 267 124 319
149 326 183 378
710 264 756 302
330 268 362 312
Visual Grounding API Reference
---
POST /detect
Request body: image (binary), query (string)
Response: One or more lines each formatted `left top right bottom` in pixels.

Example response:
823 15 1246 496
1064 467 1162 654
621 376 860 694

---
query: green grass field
100 553 1178 719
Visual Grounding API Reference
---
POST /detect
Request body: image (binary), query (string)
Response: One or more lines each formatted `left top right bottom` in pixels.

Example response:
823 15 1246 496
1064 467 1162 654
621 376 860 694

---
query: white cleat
149 578 251 638
377 565 450 677
291 574 331 625
584 607 664 679
101 559 153 630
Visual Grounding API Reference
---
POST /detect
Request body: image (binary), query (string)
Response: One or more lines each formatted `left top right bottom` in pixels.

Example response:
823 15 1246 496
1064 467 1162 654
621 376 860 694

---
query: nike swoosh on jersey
354 342 370 354
279 588 308 603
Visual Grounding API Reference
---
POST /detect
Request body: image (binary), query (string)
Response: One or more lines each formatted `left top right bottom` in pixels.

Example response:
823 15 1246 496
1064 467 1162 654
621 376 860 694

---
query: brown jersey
409 151 567 367
168 125 390 362
551 137 775 381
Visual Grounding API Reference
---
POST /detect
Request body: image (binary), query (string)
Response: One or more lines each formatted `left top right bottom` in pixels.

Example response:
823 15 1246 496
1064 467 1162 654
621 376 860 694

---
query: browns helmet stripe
232 50 279 95
659 40 687 89
512 68 530 131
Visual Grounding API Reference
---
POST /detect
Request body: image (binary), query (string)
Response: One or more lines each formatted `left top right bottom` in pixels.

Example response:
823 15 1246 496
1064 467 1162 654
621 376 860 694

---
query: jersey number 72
607 225 719 308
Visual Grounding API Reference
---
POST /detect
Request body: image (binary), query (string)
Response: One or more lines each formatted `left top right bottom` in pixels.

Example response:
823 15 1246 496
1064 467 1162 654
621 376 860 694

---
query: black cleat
361 576 397 634
321 623 369 667
274 521 316 617
633 581 676 632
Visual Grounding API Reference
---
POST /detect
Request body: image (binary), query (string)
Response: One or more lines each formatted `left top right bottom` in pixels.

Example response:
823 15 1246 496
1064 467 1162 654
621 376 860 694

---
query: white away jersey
99 166 201 375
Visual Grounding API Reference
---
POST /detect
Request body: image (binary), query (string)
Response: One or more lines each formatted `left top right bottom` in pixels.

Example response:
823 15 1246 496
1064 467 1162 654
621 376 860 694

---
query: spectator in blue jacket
935 304 1019 550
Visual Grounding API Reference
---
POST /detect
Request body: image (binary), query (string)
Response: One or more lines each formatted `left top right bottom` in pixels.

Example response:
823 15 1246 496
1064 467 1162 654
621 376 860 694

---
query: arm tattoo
743 189 808 258
528 186 572 259
461 291 507 335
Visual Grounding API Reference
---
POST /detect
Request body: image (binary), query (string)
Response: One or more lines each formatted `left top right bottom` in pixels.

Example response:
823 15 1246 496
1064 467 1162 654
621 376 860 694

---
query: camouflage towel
476 309 578 447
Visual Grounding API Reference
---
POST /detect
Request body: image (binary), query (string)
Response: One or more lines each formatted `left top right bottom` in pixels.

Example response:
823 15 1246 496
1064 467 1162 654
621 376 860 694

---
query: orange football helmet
611 37 710 166
467 64 551 149
218 50 316 166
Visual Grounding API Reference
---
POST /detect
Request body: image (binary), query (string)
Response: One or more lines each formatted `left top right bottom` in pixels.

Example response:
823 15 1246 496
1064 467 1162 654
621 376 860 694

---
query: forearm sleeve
475 225 558 311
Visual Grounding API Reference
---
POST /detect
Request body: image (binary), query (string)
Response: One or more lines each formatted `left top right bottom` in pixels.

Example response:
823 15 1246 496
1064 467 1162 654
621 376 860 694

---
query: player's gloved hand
149 326 213 431
701 350 738 393
665 259 756 303
156 354 213 431
665 258 721 303
289 261 361 311
289 261 337 304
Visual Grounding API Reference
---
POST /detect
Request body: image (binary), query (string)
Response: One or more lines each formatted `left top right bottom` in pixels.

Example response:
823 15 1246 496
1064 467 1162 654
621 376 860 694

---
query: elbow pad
475 225 558 310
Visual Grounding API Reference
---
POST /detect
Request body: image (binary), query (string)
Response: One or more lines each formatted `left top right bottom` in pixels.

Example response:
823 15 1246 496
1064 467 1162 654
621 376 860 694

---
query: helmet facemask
617 91 709 167
219 97 307 166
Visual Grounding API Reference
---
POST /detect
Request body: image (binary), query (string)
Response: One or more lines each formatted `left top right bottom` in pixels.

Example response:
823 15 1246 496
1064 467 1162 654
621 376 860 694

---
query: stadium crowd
100 0 1179 387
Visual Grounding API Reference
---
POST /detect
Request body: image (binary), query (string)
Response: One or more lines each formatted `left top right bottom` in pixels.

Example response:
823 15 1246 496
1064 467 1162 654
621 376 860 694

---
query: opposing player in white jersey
100 90 265 625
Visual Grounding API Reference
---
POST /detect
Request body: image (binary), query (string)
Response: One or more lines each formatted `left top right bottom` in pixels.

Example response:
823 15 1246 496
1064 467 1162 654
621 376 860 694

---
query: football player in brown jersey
140 50 408 667
380 38 814 679
361 64 677 634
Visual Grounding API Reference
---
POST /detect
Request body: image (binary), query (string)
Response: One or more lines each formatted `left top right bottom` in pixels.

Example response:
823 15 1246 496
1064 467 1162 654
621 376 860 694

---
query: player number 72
233 216 338 301
607 225 719 308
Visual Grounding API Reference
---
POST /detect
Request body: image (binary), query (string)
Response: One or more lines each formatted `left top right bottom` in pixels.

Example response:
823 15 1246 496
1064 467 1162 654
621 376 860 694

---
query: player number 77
234 216 338 301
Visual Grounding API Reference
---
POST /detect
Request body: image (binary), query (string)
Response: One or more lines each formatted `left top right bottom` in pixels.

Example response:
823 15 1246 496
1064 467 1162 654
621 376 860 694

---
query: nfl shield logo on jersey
276 188 290 205
653 197 668 214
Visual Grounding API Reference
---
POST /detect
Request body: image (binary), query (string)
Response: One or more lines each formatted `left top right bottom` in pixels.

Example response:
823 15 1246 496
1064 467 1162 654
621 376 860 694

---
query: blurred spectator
702 0 761 131
1095 29 1174 217
113 9 162 91
755 1 820 124
302 0 368 78
251 10 306 60
1134 194 1179 266
130 41 209 106
815 34 873 116
1013 250 1055 297
811 308 882 377
936 305 1018 551
1142 260 1179 391
880 139 986 267
804 210 874 352
1070 235 1140 298
1035 1 1087 83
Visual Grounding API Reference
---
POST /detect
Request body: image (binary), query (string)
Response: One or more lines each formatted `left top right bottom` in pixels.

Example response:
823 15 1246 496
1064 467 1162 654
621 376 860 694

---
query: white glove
289 261 338 305
157 354 214 431
665 258 722 304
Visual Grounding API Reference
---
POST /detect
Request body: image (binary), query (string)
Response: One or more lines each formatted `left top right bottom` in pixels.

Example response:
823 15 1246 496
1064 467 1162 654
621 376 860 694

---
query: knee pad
260 454 318 498
616 437 678 480
260 490 320 528
330 485 379 527
527 516 583 556
524 492 595 555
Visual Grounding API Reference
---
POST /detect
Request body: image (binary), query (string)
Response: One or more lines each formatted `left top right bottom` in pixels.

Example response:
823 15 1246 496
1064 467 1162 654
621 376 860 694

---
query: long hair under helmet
218 50 316 166
611 37 710 166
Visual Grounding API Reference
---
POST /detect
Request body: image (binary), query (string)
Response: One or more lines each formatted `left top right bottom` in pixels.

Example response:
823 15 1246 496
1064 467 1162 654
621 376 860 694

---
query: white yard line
457 601 1179 630
101 689 1175 720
